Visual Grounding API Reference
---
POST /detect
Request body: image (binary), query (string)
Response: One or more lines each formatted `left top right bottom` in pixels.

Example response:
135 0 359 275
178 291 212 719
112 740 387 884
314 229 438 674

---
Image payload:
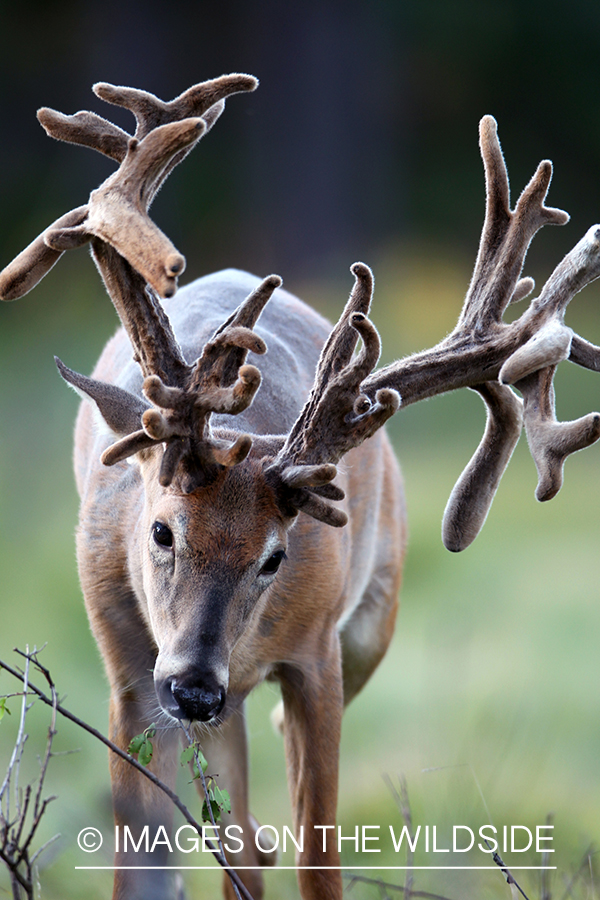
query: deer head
4 77 600 717
3 73 400 728
58 254 397 721
0 77 398 722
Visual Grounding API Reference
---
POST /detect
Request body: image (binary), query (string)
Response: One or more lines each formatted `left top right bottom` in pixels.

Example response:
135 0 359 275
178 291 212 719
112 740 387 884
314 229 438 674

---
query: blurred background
1 1 599 898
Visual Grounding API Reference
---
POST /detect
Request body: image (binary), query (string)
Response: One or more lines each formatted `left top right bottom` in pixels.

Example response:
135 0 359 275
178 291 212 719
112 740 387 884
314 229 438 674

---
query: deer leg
189 707 275 900
108 681 181 900
278 636 344 900
79 567 181 900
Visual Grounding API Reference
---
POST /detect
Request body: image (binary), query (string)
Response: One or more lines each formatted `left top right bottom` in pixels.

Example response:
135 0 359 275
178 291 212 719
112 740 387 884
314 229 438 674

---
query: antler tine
472 115 511 265
137 272 278 428
282 261 376 458
314 260 374 379
146 276 276 459
92 74 258 198
0 205 89 302
206 274 282 387
59 274 279 490
93 74 258 141
499 226 600 386
37 74 257 167
266 264 399 527
442 383 523 551
133 275 278 489
516 367 600 502
37 108 130 163
460 115 569 331
456 186 600 529
0 115 198 299
494 224 600 502
570 334 600 371
44 117 206 297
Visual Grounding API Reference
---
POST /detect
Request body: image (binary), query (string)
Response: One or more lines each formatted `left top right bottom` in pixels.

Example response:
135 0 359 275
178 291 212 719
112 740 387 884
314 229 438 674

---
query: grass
0 243 599 898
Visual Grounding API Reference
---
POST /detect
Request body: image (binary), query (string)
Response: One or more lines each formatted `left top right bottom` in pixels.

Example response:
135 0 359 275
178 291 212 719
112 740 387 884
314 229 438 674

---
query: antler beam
363 116 600 550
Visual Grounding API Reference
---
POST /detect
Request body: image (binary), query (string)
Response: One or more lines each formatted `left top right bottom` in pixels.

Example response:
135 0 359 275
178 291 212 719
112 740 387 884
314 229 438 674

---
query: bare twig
485 839 531 900
541 813 554 900
0 652 30 817
1 650 255 900
344 872 456 900
559 844 597 900
383 774 414 900
0 648 59 900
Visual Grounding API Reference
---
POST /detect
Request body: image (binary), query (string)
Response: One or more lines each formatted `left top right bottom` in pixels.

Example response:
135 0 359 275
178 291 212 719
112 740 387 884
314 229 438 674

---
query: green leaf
191 750 208 780
0 698 10 721
138 738 153 767
196 750 208 773
128 732 146 755
145 724 157 739
214 787 231 815
202 798 222 823
180 745 196 765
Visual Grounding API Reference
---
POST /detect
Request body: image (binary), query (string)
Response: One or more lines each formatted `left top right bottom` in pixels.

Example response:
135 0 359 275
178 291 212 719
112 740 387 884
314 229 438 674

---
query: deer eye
260 549 286 576
152 521 173 548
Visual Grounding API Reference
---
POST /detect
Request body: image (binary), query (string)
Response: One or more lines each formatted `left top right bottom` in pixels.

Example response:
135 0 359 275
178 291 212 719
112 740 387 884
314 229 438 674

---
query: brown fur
0 77 406 899
73 268 406 900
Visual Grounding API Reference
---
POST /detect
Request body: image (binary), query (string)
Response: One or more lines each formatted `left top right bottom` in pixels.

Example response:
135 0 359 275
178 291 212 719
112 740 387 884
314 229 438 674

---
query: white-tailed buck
2 74 600 900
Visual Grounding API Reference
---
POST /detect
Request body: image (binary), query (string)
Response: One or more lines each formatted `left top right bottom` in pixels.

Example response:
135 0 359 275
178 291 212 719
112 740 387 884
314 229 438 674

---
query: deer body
74 268 405 900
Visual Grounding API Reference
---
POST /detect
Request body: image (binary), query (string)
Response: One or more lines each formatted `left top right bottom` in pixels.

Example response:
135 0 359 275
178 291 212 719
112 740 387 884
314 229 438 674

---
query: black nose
161 678 226 722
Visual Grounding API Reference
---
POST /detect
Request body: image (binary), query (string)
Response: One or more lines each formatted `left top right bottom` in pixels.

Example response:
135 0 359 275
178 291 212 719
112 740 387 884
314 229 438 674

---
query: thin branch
343 872 456 900
180 722 243 900
16 673 58 867
0 652 30 819
11 785 31 854
16 796 56 868
0 845 31 898
11 654 30 823
30 832 61 866
541 813 553 900
485 839 531 900
383 774 414 900
559 844 597 900
1 653 255 900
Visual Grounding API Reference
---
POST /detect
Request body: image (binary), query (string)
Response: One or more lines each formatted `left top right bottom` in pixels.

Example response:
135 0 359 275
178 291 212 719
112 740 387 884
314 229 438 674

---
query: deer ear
56 357 149 437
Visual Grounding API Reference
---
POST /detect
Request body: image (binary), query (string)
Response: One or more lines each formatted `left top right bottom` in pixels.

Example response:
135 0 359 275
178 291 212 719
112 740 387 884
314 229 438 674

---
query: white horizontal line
75 865 557 871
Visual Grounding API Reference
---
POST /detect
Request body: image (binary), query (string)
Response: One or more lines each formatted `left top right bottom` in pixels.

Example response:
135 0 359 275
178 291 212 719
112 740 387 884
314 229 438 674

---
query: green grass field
1 245 598 899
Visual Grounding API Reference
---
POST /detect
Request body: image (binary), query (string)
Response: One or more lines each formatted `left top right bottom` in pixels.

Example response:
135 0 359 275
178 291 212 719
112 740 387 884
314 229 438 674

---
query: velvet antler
0 75 278 492
363 116 600 550
57 273 281 494
0 74 257 301
266 263 400 527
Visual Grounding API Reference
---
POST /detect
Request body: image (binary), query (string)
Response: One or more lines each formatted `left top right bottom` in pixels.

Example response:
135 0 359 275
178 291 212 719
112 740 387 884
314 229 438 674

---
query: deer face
56 263 390 720
140 455 292 723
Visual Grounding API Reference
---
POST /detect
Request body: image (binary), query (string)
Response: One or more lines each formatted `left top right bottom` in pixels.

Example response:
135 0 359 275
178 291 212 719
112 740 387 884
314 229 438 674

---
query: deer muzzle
157 669 227 722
